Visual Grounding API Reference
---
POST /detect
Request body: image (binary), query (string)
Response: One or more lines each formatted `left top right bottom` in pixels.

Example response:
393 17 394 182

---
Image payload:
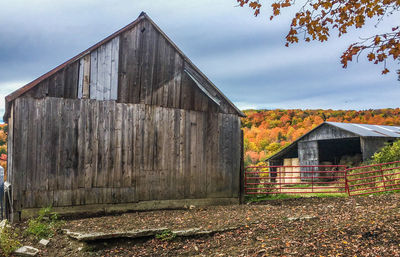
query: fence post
311 167 314 193
242 168 247 201
380 164 387 191
239 130 245 204
279 167 282 193
344 166 350 196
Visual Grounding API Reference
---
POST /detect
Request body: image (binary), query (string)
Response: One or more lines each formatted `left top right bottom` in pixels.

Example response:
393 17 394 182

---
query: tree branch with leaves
237 0 400 79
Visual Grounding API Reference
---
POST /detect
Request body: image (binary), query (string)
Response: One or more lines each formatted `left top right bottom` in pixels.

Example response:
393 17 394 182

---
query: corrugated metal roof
326 122 400 138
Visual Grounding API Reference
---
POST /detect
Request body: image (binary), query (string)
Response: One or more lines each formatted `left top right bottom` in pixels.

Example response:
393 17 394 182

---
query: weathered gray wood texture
9 97 241 210
298 141 319 179
360 137 397 161
22 60 80 100
301 124 358 142
117 19 237 114
20 19 238 116
88 37 119 101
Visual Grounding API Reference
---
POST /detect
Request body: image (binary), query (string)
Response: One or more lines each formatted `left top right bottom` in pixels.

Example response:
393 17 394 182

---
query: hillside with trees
242 109 400 165
0 124 7 174
0 109 399 171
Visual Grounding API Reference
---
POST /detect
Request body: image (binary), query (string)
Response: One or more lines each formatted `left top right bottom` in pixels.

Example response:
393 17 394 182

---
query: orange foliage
0 124 7 180
242 108 400 164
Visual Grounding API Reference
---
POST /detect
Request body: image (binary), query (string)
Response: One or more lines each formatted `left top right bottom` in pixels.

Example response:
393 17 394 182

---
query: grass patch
26 207 63 240
0 222 21 257
155 230 176 241
284 184 313 188
310 193 348 198
246 192 347 202
284 183 340 188
351 189 400 197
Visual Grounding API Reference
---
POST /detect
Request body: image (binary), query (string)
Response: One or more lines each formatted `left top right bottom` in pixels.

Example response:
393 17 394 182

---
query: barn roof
267 122 400 161
3 12 245 121
325 122 400 138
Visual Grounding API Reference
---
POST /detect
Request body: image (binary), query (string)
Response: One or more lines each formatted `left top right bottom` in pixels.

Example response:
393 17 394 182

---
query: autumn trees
0 124 7 176
237 0 400 78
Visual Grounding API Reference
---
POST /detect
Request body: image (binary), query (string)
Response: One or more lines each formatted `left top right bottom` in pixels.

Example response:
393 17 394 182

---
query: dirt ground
8 193 400 256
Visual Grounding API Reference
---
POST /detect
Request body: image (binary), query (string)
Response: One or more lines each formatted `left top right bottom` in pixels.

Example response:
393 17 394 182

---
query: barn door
298 141 319 180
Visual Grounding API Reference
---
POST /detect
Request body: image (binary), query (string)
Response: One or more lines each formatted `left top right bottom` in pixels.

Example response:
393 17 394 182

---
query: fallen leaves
10 193 400 256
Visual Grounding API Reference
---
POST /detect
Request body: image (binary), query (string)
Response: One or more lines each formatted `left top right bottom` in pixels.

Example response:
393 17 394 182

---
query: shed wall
8 97 241 213
360 137 396 161
298 141 318 179
301 124 357 141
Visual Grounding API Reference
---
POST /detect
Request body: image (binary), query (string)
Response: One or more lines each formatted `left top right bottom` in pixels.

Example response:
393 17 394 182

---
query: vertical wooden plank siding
89 51 98 100
64 62 79 99
6 105 13 183
9 98 241 209
118 23 140 104
87 37 120 101
78 55 91 99
10 101 21 211
78 58 84 99
20 60 79 101
231 116 241 197
20 98 29 207
115 19 235 115
96 46 105 100
110 37 119 100
82 55 91 99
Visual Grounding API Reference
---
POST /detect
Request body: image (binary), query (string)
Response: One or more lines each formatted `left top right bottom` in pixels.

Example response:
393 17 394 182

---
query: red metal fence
346 161 400 196
245 161 400 197
245 165 347 195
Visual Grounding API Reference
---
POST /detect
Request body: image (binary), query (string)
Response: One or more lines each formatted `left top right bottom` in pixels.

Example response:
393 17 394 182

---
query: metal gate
245 161 400 197
245 165 347 195
347 161 400 196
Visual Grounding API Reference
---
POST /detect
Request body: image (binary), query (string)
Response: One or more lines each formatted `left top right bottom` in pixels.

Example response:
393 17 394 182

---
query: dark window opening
318 137 362 166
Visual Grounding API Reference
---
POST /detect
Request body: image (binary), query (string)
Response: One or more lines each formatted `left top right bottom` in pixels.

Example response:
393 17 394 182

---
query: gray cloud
0 0 399 123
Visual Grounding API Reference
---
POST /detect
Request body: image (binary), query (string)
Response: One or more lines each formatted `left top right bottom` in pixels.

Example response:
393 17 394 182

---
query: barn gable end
301 123 359 141
3 12 244 122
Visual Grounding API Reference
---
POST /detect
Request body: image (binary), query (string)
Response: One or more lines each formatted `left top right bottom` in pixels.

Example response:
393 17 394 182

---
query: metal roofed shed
267 122 400 178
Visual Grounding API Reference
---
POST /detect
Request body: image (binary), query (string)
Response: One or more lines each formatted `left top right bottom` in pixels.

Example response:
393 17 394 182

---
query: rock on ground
14 246 39 256
39 239 50 246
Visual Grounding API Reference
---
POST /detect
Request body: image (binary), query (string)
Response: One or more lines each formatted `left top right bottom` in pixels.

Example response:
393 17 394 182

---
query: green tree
371 139 400 163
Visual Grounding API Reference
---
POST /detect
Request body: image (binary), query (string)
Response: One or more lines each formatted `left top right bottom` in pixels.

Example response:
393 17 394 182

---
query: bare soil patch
6 193 400 256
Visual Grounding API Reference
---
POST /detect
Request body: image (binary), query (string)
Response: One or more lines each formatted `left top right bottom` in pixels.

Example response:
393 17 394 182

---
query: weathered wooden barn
3 12 245 221
268 122 400 171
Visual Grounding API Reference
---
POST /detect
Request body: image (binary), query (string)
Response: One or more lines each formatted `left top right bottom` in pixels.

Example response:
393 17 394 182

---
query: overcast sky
1 0 399 121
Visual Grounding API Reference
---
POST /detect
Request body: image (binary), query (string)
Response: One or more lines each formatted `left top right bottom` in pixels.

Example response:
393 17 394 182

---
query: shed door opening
318 137 362 166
